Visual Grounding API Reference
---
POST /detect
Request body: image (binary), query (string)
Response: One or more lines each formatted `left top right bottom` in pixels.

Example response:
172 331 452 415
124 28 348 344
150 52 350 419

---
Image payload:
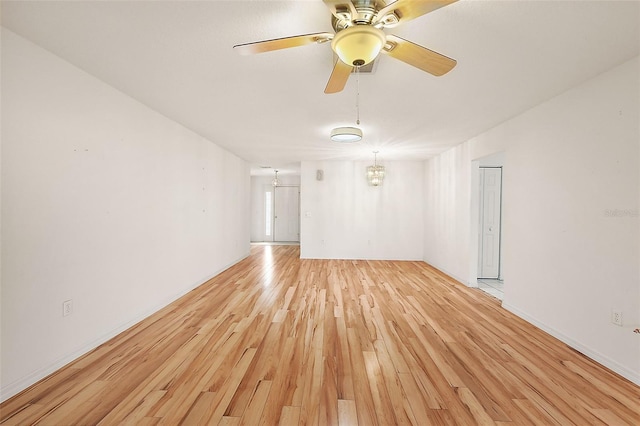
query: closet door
478 167 502 279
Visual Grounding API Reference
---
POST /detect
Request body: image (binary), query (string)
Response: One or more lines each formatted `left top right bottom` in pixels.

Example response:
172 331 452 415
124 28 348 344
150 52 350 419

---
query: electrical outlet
611 310 622 326
63 300 73 317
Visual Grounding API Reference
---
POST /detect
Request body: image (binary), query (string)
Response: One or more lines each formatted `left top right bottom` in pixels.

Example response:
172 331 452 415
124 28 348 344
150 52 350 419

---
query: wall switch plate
611 310 622 326
63 300 73 317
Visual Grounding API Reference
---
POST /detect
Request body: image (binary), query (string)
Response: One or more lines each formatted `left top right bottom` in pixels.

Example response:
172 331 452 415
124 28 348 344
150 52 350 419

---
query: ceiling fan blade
325 59 352 94
233 32 333 55
375 0 457 25
383 34 456 76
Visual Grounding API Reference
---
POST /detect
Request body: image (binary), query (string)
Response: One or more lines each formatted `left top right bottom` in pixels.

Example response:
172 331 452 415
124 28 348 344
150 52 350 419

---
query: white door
274 186 300 242
478 168 502 279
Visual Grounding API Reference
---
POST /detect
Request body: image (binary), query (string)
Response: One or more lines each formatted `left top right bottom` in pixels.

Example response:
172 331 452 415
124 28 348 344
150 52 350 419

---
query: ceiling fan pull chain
356 65 361 125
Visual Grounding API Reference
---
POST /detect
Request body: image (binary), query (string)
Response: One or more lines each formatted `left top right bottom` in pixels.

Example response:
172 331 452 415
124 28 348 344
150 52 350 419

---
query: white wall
250 175 300 242
424 56 640 385
0 29 251 401
301 160 423 260
423 142 474 283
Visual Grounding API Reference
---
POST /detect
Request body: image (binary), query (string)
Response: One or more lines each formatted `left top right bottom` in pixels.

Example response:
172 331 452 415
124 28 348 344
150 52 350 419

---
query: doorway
470 152 505 301
251 175 301 243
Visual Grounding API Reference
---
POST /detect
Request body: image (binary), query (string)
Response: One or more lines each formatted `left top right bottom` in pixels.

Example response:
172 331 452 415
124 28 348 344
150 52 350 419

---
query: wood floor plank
444 341 512 422
337 399 357 425
512 398 561 425
203 347 258 424
119 390 167 425
257 337 299 425
334 307 355 401
346 328 378 426
179 391 217 425
372 339 413 425
2 245 639 425
397 372 434 424
457 386 497 425
362 350 398 425
239 380 271 426
225 322 283 417
278 406 300 426
36 380 109 425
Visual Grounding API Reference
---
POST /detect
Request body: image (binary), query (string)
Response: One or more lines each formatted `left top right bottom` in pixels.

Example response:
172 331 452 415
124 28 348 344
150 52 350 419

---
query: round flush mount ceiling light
331 25 386 67
330 126 363 143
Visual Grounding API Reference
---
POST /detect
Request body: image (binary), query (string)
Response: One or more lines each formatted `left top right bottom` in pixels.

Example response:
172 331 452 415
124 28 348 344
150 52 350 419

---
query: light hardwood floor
1 245 639 425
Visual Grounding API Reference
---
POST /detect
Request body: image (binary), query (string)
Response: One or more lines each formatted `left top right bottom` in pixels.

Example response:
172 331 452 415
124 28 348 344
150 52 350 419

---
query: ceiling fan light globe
331 25 386 66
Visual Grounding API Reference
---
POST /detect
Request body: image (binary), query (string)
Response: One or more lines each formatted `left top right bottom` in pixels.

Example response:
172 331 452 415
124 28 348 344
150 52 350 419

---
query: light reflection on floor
251 242 299 286
262 245 273 286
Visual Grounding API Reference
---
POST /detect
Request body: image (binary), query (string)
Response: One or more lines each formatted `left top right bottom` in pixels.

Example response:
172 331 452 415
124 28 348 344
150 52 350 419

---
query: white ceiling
2 1 639 176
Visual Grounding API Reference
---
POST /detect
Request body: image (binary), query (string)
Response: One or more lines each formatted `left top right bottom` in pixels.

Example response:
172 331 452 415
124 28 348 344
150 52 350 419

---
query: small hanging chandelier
272 170 280 187
366 151 385 186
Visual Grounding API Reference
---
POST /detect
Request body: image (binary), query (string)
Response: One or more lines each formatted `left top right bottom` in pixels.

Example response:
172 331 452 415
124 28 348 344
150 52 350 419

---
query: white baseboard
502 302 640 387
0 253 249 403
